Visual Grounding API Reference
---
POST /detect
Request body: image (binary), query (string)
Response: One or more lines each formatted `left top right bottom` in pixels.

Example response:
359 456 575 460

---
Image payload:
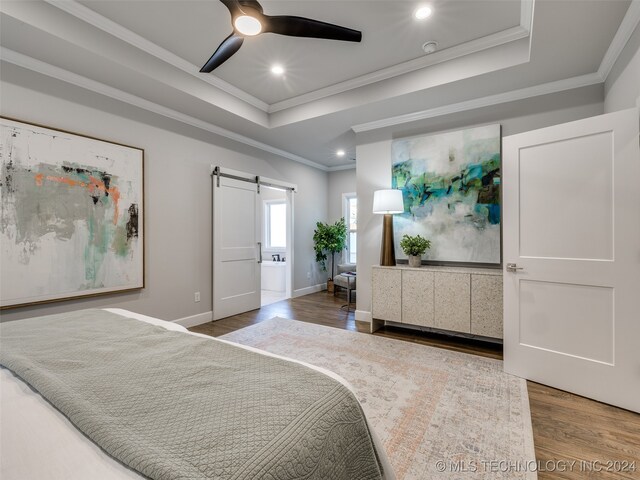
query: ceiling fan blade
237 0 263 13
200 33 244 73
263 16 362 42
218 0 242 16
219 0 263 16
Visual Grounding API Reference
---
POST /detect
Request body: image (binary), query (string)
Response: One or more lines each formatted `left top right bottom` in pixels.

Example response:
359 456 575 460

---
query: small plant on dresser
400 234 431 267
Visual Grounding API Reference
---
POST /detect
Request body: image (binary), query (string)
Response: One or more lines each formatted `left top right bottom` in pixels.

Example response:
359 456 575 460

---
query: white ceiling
77 0 522 104
0 0 637 169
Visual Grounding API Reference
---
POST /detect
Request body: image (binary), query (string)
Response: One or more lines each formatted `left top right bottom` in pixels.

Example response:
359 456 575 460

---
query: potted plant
400 234 431 268
313 218 347 292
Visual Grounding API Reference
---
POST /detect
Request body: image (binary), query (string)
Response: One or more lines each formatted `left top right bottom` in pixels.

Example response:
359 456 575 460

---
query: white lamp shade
373 189 404 214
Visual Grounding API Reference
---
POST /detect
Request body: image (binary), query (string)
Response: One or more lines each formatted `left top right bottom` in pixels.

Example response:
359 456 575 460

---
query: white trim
268 0 534 113
326 164 357 172
343 193 357 265
355 310 372 323
524 0 536 59
520 0 535 33
293 283 327 298
351 72 603 133
597 0 640 80
7 0 635 169
1 48 329 172
173 311 212 328
285 189 294 300
48 0 533 115
268 26 530 113
44 0 269 112
348 0 638 134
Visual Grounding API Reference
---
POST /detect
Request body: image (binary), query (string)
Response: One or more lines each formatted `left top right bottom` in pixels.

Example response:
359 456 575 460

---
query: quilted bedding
0 309 384 480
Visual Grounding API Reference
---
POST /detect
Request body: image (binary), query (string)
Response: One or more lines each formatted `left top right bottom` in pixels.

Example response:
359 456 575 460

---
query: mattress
0 308 394 480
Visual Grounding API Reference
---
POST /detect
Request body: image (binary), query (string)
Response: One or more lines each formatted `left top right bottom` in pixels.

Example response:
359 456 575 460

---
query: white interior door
503 108 640 413
213 173 261 320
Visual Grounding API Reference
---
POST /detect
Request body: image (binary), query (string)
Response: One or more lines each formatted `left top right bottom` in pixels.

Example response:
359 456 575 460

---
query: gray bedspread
0 309 384 480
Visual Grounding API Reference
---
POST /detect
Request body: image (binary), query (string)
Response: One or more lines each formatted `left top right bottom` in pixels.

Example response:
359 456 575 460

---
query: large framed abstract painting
0 118 144 309
392 124 501 265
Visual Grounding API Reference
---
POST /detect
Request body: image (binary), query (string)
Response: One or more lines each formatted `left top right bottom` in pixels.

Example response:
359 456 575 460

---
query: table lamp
372 189 404 266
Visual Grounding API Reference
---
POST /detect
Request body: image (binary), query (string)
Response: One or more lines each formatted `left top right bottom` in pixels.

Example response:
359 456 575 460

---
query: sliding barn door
503 108 640 412
213 174 261 320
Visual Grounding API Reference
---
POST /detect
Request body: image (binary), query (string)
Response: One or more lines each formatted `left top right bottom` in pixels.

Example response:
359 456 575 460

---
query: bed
0 308 393 480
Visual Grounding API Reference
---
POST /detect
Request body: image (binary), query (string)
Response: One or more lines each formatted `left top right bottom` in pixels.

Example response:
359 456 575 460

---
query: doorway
261 186 291 306
211 166 295 320
502 108 640 412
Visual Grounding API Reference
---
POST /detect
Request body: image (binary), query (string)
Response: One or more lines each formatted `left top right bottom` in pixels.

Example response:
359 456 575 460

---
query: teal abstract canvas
392 124 501 264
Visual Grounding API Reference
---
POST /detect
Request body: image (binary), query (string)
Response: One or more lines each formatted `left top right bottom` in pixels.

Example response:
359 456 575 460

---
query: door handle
257 242 262 264
506 263 523 273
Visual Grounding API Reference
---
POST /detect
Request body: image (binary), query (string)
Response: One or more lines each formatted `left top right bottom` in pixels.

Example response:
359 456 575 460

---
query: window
344 194 357 263
265 201 286 250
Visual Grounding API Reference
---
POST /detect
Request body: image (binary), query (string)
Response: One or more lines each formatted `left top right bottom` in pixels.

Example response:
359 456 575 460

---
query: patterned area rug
221 317 536 480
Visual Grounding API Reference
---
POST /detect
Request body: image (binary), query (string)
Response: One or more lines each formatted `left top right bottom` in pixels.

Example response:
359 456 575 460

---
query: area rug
221 317 536 480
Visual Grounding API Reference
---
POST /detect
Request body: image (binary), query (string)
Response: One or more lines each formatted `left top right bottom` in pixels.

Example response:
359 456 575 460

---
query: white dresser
371 265 503 339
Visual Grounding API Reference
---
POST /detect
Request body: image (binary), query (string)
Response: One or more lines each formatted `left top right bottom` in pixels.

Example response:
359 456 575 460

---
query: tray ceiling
0 0 636 169
78 0 522 104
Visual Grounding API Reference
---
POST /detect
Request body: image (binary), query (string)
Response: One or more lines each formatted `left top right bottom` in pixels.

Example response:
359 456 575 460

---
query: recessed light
270 64 285 76
414 6 433 20
336 149 346 157
234 15 262 36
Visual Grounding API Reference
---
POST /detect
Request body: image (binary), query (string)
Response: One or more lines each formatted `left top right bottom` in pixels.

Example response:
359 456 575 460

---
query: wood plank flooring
190 291 640 480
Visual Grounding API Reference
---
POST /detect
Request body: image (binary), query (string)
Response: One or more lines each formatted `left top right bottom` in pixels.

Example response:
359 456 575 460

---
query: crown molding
350 0 640 134
520 0 535 33
268 0 534 113
351 72 604 133
326 163 356 172
268 25 530 114
44 0 269 112
0 48 328 172
597 0 640 80
45 0 533 117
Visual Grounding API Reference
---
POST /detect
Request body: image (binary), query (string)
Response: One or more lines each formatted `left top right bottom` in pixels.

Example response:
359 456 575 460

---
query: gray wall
355 84 604 319
0 65 328 322
605 24 640 113
327 169 356 222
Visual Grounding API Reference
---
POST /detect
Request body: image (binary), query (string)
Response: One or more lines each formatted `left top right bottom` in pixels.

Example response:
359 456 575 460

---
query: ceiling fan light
234 15 262 36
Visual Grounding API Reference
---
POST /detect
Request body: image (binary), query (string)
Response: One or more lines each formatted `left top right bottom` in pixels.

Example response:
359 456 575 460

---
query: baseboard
173 311 212 328
355 310 372 322
293 283 327 298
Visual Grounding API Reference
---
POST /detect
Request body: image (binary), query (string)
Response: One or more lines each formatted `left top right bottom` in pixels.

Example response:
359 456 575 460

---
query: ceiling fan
200 0 362 73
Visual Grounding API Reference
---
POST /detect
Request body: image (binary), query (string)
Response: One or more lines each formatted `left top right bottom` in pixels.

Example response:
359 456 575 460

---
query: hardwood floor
190 291 640 480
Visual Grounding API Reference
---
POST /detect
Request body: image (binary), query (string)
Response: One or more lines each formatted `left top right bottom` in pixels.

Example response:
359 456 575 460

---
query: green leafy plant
313 218 347 279
400 234 431 256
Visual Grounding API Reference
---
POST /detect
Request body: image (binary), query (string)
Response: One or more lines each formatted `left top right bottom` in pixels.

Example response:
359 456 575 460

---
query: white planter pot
408 255 422 268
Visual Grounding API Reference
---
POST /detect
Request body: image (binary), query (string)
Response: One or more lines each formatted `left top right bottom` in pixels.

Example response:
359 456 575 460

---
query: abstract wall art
392 124 501 265
0 118 144 308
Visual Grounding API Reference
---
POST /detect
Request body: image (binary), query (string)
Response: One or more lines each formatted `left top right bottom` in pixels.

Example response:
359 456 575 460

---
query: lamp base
380 214 396 266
